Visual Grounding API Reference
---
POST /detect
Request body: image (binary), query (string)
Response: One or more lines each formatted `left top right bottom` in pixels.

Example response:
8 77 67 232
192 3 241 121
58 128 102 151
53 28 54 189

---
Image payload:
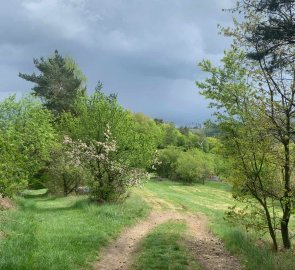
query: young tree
156 147 183 179
159 123 183 148
197 48 295 251
19 50 84 115
220 0 295 250
175 149 214 184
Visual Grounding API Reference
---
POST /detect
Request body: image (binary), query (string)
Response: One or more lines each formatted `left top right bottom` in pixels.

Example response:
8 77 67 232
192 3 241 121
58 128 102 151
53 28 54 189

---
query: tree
132 113 163 162
159 123 183 148
220 0 295 250
19 50 84 115
57 88 156 201
59 88 156 169
236 0 295 71
197 48 295 251
59 128 149 202
0 96 56 197
64 56 87 88
156 147 183 179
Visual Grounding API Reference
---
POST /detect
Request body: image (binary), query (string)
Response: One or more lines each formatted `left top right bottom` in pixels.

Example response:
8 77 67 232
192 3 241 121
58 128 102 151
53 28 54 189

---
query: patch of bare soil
0 197 14 210
93 210 241 270
184 214 241 270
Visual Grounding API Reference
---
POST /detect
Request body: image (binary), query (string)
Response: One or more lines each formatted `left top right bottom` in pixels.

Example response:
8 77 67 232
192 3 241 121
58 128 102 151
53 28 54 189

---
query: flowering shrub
63 126 150 202
45 138 91 196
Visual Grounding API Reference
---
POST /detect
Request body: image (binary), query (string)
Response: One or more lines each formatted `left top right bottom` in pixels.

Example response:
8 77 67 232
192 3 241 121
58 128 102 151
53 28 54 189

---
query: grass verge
0 194 149 270
131 221 201 270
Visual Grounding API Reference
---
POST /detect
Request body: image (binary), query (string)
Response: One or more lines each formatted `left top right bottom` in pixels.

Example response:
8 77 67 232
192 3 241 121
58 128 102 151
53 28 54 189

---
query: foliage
197 46 295 250
19 50 84 115
64 56 87 89
62 127 150 202
155 147 183 179
132 113 164 166
232 1 295 249
206 137 231 178
218 0 295 250
44 142 91 196
59 89 156 170
56 88 158 201
157 122 207 151
233 0 295 71
155 147 215 183
175 149 214 183
0 96 56 197
159 123 183 148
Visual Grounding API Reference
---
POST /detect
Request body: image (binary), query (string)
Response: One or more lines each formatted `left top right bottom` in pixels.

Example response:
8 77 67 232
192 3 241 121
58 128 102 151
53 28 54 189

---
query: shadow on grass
150 178 232 192
15 196 94 213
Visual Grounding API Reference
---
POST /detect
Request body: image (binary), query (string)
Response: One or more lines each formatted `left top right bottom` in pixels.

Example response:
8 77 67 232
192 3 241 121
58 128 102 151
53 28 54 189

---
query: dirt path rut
93 210 241 270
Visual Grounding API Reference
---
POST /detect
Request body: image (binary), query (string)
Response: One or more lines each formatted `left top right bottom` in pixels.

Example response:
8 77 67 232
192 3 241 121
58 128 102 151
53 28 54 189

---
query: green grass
20 189 48 198
0 194 149 270
2 180 295 270
136 179 295 270
132 221 201 270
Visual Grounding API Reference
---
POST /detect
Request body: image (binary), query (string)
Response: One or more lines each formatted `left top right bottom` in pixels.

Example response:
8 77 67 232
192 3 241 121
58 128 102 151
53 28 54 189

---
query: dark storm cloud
0 0 235 125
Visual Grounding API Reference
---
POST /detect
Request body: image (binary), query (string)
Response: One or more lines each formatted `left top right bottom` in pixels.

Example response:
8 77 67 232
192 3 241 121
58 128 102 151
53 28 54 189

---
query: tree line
0 50 220 202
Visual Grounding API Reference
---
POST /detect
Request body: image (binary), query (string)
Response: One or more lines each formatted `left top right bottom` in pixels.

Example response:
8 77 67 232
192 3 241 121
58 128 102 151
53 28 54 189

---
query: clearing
1 180 295 269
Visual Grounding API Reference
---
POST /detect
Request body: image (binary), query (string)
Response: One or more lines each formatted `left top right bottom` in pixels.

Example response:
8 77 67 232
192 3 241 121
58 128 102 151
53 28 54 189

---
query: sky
0 0 235 126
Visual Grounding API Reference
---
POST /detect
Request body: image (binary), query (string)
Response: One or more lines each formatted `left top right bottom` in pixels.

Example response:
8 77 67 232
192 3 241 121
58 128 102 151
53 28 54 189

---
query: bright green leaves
0 96 57 196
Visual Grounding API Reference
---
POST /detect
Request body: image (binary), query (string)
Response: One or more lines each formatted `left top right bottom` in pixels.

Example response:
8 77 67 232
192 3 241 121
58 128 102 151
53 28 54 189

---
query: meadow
1 180 295 270
139 180 295 270
0 193 149 270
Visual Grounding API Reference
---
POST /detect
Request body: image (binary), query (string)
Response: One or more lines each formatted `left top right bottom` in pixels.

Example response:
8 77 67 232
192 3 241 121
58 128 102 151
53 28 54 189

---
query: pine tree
19 50 83 114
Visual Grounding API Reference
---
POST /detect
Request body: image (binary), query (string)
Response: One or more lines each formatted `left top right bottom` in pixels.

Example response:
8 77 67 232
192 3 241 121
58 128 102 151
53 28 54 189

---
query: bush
44 143 92 196
155 147 183 179
60 127 149 202
155 147 215 183
175 150 214 183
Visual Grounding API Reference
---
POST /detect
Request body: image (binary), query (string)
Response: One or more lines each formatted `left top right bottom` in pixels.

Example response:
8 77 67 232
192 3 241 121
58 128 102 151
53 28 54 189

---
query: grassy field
132 221 201 270
135 180 295 270
0 194 149 270
1 180 295 269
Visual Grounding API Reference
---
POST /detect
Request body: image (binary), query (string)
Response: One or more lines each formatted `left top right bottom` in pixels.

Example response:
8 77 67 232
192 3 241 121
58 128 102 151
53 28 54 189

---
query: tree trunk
281 136 291 249
281 207 291 249
262 202 278 251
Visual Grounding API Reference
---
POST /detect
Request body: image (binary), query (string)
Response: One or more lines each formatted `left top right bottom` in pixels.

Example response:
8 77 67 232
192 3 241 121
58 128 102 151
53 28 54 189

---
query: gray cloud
0 0 235 125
